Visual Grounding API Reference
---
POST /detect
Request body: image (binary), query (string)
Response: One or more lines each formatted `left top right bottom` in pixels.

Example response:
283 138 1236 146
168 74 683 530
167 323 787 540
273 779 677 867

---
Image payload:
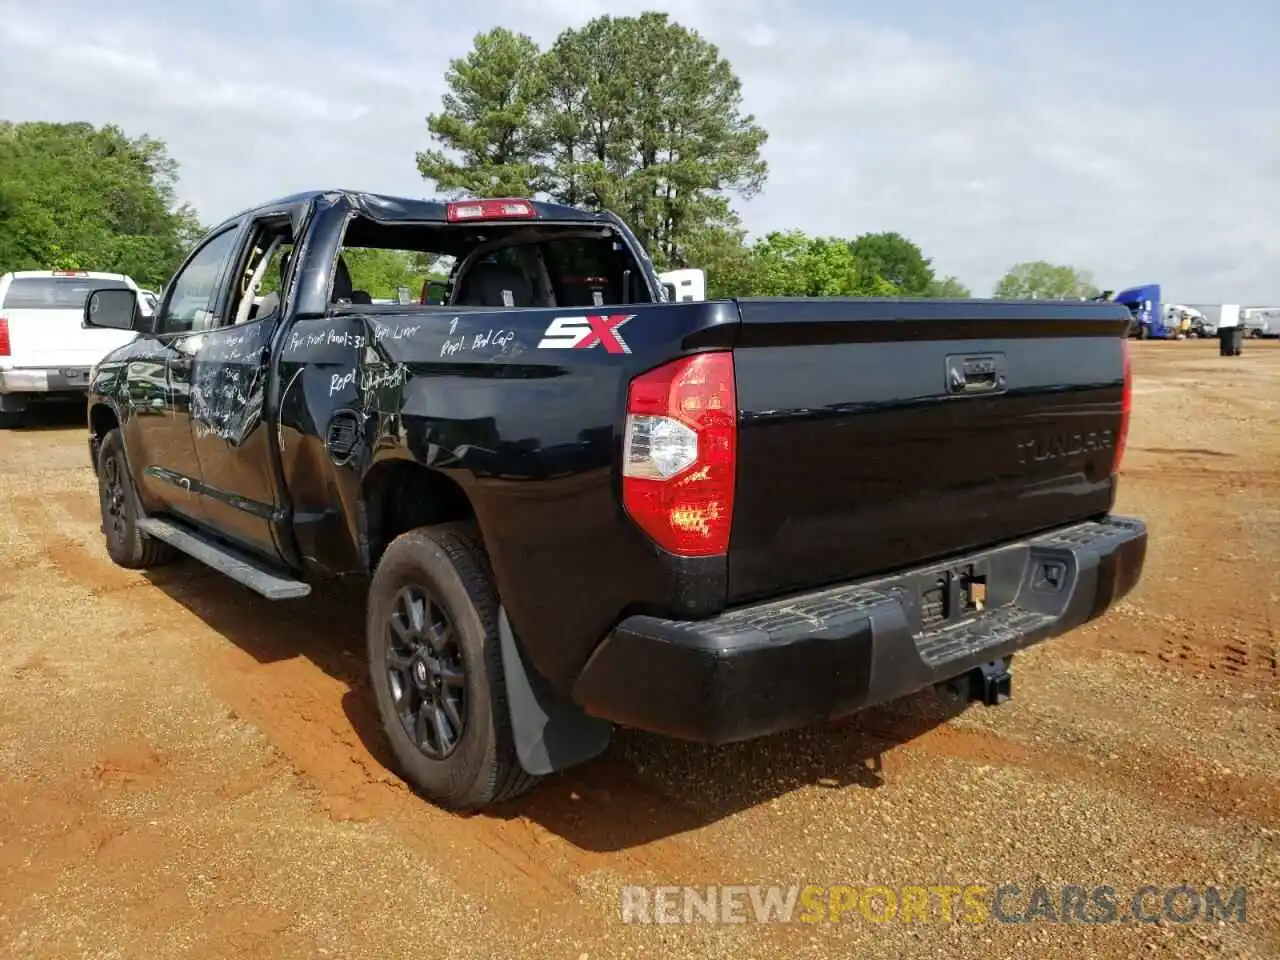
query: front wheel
96 429 176 568
366 522 540 810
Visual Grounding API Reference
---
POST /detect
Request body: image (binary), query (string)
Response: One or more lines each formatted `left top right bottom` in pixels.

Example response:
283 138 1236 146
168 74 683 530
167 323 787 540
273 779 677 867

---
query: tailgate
1 308 137 368
727 298 1131 604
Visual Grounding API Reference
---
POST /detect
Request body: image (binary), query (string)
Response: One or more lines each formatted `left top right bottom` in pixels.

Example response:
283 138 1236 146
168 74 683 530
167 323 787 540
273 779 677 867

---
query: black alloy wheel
384 584 468 760
100 452 128 547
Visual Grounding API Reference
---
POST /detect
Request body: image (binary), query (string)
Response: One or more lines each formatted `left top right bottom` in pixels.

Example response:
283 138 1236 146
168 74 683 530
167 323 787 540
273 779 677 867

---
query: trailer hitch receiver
946 658 1012 707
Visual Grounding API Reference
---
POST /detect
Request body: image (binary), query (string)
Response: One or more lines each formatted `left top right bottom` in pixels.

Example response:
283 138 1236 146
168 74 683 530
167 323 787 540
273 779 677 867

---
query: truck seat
454 262 536 308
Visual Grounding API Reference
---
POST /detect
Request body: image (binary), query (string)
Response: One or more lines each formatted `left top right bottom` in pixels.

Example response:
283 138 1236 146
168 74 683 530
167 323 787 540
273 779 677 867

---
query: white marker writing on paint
329 370 356 396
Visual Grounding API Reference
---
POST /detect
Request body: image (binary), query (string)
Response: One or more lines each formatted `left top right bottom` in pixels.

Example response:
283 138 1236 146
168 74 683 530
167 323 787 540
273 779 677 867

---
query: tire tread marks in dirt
1150 623 1279 683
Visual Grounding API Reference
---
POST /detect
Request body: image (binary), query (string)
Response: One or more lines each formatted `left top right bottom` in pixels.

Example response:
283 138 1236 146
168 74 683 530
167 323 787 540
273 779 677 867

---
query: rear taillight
1114 338 1132 473
622 352 737 557
0 317 10 357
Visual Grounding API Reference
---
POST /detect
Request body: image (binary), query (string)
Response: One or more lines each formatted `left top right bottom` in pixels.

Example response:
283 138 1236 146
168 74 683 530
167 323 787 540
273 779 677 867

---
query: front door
122 224 243 523
119 334 200 521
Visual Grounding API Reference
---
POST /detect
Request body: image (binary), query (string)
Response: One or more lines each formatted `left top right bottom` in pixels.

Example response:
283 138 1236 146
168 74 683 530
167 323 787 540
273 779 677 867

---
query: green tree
341 248 438 300
928 275 972 298
739 230 899 298
419 13 768 272
847 232 935 296
0 121 202 288
682 222 755 299
415 28 547 199
993 260 1099 299
538 13 767 269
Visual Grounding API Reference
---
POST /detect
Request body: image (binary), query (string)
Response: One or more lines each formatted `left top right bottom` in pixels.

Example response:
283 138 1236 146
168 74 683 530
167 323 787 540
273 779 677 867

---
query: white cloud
1 0 1276 302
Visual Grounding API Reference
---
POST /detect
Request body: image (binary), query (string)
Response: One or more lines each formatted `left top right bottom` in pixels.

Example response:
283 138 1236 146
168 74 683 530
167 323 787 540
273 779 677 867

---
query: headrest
456 261 534 308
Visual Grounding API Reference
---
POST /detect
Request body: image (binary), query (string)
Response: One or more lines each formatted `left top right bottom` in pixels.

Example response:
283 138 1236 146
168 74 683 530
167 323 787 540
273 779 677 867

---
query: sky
1 0 1277 303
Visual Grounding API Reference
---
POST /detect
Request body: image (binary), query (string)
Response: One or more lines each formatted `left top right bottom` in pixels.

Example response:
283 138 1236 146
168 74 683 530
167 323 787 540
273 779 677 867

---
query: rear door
185 215 294 561
726 298 1131 604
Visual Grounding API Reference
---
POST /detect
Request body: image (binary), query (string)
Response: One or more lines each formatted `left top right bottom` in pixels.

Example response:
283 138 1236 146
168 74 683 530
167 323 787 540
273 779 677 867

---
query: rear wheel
366 523 540 810
97 429 176 568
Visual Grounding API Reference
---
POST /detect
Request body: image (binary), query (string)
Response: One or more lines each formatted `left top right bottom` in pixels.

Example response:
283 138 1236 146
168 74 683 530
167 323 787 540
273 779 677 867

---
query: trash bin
1231 327 1244 356
1219 327 1233 356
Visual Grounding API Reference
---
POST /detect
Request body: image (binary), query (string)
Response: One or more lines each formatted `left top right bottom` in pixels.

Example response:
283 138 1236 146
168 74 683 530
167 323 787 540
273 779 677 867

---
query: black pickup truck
82 189 1147 810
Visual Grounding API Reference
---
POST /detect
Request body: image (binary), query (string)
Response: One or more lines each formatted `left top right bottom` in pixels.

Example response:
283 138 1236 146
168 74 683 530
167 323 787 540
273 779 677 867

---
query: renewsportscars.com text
619 884 1249 926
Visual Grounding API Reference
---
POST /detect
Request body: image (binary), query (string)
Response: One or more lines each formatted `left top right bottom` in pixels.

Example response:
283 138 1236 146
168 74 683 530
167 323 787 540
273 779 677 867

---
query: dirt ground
1 341 1277 960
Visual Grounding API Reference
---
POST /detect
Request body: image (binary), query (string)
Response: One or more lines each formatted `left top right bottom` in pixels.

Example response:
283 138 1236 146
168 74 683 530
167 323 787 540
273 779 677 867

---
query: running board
137 518 312 600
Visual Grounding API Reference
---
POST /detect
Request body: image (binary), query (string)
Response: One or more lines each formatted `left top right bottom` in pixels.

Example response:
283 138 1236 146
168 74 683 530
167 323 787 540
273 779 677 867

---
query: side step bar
137 518 312 600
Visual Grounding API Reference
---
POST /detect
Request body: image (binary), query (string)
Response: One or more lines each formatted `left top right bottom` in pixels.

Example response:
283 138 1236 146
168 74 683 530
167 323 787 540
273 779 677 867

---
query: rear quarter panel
274 300 737 689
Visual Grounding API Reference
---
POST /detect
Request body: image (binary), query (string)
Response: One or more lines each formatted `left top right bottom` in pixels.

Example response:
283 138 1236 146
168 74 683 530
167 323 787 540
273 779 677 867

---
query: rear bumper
572 516 1147 744
0 366 92 393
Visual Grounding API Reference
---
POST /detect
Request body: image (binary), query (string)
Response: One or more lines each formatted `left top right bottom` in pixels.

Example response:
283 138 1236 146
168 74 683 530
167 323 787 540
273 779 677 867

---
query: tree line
416 15 972 299
0 121 202 289
0 12 1099 301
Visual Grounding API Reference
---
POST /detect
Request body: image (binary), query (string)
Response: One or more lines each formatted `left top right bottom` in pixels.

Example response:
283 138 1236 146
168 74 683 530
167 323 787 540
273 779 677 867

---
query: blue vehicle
1113 284 1174 339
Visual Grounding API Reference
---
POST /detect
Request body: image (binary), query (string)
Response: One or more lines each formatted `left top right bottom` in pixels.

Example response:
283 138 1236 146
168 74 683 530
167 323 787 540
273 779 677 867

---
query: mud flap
498 607 613 776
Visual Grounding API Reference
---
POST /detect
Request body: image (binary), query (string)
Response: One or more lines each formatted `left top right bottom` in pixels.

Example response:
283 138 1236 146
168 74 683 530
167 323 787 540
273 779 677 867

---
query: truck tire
366 522 541 810
96 428 177 569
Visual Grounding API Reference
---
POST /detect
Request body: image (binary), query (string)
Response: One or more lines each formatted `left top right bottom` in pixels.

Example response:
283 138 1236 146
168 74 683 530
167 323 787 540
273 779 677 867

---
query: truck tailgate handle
945 353 1007 395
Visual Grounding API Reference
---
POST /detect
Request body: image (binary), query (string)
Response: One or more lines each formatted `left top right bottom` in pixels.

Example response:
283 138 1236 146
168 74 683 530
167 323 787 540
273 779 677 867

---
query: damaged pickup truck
82 189 1147 810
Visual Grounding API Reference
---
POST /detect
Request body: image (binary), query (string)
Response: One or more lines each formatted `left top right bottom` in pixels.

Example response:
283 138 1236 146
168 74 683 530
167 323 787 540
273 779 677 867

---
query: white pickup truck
0 270 145 426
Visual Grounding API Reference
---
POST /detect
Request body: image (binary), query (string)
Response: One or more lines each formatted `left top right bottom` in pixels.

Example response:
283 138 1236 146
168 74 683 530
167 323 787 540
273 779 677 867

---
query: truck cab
1114 283 1179 339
